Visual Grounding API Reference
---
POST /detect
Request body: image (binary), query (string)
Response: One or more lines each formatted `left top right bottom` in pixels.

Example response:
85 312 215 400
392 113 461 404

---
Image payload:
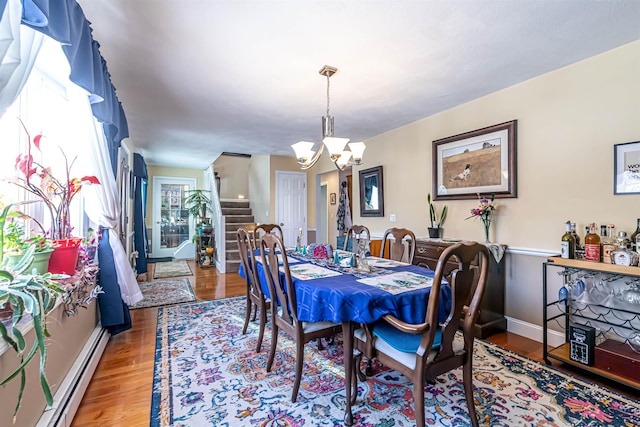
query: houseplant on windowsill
8 120 100 273
0 201 65 421
3 207 55 274
427 193 447 239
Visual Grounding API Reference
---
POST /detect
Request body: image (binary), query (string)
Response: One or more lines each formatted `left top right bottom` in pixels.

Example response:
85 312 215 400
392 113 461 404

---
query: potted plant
427 193 447 239
9 120 100 273
0 201 65 419
184 189 212 233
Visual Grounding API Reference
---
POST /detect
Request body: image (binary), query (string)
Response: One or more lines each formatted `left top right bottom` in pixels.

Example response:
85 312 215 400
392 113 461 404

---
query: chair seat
302 320 340 334
355 323 460 371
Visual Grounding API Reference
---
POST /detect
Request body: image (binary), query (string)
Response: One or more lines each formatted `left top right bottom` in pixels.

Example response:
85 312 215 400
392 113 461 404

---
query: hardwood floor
71 261 637 426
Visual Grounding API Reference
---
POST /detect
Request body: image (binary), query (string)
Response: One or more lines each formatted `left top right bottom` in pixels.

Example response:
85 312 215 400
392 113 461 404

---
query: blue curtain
19 0 132 334
133 153 148 275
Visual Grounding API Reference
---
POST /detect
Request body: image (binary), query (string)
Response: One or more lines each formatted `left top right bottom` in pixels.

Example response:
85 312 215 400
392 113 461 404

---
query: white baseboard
506 316 565 348
37 325 110 427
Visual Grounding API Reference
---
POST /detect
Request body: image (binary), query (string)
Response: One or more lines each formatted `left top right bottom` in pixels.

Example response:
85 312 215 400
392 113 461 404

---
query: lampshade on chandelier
291 65 366 170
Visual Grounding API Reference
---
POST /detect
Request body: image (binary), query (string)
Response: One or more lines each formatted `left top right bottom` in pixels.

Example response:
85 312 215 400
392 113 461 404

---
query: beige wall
307 40 640 247
214 155 251 199
248 155 271 224
145 165 205 228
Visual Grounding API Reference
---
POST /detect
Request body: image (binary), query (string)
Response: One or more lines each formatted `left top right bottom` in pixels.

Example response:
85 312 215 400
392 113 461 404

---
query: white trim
506 316 565 348
506 246 559 257
37 325 110 427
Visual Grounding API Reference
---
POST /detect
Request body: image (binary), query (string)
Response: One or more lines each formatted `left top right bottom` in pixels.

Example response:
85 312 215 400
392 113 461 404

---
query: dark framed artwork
359 165 384 217
432 120 517 200
614 140 640 195
330 193 337 204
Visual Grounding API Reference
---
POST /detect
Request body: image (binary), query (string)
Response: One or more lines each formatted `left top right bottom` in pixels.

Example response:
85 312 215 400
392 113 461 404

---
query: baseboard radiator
36 325 110 427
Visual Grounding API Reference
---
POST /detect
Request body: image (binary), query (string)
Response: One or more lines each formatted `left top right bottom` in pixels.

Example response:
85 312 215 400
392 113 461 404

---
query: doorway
319 184 328 243
275 171 307 247
152 176 197 258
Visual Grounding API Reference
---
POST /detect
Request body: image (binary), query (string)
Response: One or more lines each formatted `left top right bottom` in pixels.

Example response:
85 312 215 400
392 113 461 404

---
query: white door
152 176 197 258
276 171 307 247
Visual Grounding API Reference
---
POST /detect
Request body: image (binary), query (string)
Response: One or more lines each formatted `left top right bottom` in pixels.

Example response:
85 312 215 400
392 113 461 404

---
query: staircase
222 200 254 273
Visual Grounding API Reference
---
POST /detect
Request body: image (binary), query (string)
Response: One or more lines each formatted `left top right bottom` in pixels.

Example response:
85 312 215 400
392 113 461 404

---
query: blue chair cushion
372 320 442 353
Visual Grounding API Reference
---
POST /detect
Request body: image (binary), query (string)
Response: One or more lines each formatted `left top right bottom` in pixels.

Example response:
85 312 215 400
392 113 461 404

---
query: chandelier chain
326 73 331 117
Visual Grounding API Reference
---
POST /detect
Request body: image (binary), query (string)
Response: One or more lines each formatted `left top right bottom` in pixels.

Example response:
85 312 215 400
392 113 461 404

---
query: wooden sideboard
413 238 507 338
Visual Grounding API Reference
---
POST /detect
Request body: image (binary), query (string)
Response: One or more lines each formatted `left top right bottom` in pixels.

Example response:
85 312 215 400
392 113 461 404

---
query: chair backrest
424 241 489 362
237 228 263 299
380 227 416 263
260 233 298 325
344 225 371 251
253 223 284 248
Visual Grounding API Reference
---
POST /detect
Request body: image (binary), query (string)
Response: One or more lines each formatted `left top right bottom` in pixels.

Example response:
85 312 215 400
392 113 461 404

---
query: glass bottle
601 224 617 264
630 218 640 251
570 222 581 249
611 232 639 266
295 228 302 253
561 221 575 259
584 222 601 262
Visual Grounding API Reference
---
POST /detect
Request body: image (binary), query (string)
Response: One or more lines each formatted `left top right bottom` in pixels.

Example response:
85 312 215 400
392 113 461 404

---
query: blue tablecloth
239 252 451 325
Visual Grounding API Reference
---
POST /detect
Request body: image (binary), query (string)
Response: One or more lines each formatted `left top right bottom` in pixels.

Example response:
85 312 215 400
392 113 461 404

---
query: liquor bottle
601 224 617 264
561 222 575 259
570 222 581 249
584 222 601 262
630 218 640 251
611 232 639 266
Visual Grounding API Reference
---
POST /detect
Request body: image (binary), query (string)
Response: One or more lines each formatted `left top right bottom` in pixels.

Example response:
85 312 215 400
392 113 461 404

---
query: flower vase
483 219 491 244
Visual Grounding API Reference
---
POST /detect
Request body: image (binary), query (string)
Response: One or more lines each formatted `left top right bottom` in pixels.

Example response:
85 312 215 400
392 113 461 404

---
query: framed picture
614 141 640 195
432 120 517 200
330 193 337 204
359 165 384 217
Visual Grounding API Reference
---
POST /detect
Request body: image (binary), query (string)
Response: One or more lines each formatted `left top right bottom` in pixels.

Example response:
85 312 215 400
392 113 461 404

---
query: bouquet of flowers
10 120 100 240
467 193 497 243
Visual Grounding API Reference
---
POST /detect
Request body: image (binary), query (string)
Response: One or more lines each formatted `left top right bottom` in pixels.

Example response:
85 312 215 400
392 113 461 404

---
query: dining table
239 248 452 425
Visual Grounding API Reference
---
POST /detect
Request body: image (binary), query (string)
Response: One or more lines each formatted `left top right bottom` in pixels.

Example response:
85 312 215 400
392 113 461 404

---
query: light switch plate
390 214 396 222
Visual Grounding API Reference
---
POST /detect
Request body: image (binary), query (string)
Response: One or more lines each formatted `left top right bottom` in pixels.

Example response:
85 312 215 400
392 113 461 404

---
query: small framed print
330 193 337 205
614 141 640 195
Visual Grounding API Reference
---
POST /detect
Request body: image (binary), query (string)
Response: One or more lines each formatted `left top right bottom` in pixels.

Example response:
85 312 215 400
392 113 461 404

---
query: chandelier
291 65 366 170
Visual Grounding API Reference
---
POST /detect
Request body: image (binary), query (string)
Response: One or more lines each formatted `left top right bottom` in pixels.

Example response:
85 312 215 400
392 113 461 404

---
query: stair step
226 215 254 223
225 223 254 232
226 260 241 273
226 249 240 261
222 207 252 215
221 200 250 209
226 240 239 251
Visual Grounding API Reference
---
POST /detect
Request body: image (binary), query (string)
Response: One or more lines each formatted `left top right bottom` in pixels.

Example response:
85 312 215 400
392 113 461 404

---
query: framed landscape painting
432 120 517 200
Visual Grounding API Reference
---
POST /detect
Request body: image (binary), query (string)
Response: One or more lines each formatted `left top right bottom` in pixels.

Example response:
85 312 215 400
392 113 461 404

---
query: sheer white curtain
0 0 44 118
80 108 142 306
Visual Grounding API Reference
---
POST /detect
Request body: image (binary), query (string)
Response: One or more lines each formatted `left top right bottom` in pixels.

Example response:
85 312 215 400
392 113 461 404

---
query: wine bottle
630 218 640 251
570 222 581 249
584 222 601 262
561 222 576 259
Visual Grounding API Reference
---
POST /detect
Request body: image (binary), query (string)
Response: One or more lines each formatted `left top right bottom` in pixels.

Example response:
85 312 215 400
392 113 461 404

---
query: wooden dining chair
237 227 269 353
252 223 284 248
259 233 342 402
380 227 416 264
354 241 490 427
343 225 371 251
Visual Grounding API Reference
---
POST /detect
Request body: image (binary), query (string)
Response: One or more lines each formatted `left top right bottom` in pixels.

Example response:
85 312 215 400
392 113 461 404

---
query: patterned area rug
153 260 193 279
151 297 640 426
130 279 196 309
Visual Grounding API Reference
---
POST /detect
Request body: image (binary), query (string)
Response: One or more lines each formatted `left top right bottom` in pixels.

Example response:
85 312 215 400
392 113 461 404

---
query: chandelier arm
298 143 325 170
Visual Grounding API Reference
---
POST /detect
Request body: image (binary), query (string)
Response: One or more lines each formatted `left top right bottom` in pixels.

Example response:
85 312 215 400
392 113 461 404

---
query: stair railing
206 166 226 272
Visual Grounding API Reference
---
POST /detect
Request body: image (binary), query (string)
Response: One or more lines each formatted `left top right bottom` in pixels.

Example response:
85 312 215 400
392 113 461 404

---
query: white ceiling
76 1 640 169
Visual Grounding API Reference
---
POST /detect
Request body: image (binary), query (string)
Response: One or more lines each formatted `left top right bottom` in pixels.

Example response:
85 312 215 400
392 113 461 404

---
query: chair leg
242 296 251 335
266 324 278 372
413 373 426 427
256 304 267 353
292 340 305 403
463 361 479 427
316 337 325 351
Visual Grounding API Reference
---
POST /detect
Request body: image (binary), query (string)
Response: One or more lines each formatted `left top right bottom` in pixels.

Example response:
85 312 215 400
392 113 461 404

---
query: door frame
151 176 197 258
